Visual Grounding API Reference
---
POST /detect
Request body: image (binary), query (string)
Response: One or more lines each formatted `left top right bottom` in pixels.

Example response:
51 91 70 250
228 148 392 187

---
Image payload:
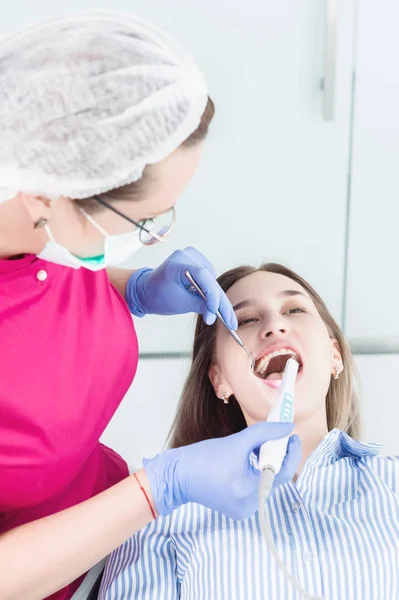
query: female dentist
0 10 300 600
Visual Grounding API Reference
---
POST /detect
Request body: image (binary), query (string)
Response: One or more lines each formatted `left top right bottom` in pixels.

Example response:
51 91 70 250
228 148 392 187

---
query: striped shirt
100 429 399 600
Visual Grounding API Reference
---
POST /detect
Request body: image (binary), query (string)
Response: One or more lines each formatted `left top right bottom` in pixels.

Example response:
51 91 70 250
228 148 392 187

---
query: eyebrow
232 290 308 311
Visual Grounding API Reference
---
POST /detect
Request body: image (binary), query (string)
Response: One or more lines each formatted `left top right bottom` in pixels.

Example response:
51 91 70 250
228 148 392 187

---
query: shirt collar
0 254 38 274
308 428 382 467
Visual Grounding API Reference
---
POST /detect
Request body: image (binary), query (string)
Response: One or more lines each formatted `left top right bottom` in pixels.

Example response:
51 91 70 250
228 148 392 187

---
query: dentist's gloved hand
143 422 301 520
126 247 237 328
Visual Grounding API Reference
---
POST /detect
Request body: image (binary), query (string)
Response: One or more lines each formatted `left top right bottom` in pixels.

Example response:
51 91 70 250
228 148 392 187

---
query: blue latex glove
143 422 301 520
126 247 237 328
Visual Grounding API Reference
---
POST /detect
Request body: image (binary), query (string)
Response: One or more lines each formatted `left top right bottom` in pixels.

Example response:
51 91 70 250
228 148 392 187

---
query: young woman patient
99 263 399 600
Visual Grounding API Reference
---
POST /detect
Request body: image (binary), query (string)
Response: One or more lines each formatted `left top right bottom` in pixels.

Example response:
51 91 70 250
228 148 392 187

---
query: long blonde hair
168 263 361 448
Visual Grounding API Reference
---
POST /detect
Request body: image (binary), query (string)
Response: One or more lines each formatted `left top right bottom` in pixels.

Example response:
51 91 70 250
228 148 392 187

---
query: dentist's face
19 145 203 258
209 271 342 426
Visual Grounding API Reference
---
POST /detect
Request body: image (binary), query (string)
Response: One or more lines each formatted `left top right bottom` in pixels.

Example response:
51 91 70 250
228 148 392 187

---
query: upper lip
254 342 303 366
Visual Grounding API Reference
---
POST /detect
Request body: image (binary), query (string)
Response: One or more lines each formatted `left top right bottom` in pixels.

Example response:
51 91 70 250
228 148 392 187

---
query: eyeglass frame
91 195 176 245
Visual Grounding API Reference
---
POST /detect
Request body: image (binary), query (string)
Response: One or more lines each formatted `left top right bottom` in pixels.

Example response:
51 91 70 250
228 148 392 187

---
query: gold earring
33 217 48 229
222 391 229 405
333 366 340 380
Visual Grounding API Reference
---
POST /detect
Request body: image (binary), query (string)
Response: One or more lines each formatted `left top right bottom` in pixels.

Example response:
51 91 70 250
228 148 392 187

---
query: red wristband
134 472 157 520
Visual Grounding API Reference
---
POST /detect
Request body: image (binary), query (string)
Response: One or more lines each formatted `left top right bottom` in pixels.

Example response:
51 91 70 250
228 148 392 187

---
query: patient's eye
237 317 259 327
285 307 306 315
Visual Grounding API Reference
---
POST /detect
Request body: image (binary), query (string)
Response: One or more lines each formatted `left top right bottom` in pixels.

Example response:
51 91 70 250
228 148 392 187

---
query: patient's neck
293 409 328 478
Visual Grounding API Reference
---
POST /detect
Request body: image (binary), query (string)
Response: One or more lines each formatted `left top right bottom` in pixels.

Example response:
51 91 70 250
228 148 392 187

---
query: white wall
101 354 399 468
102 358 191 470
344 0 399 348
356 354 399 456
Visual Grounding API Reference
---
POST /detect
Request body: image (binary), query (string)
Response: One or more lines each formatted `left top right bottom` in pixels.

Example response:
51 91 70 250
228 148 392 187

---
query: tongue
265 371 283 381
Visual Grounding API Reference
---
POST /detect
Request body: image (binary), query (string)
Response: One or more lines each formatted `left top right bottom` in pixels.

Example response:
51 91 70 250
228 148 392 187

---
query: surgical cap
0 10 208 201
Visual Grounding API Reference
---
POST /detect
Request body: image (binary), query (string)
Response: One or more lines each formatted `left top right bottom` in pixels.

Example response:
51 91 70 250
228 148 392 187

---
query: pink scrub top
0 254 138 599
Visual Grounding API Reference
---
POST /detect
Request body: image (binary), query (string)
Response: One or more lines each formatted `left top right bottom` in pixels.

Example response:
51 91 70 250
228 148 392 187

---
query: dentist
0 11 300 600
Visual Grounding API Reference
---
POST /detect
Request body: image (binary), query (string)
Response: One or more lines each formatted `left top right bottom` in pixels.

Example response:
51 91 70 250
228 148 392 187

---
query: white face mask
36 209 144 270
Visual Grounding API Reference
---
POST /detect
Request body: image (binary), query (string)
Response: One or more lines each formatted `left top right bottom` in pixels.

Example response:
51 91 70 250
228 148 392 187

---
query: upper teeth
255 348 299 375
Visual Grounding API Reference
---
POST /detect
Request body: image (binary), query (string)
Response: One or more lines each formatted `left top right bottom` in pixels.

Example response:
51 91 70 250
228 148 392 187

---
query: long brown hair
168 263 361 449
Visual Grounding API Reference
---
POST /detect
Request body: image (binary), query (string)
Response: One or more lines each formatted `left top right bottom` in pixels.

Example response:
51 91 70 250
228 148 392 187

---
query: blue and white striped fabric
100 429 399 600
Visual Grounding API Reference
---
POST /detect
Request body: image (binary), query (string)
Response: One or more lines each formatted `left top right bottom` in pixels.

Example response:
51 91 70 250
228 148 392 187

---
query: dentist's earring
222 391 229 405
33 217 48 229
333 366 340 380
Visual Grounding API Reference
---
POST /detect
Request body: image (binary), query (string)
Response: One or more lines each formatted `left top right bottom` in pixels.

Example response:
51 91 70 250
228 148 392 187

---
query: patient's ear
209 364 233 399
331 339 344 377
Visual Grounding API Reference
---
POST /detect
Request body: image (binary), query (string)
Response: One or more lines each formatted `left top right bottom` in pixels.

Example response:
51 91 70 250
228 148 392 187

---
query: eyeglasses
92 196 176 245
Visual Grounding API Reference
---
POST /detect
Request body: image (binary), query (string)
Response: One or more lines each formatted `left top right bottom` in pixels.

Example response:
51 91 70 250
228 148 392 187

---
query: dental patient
100 263 399 600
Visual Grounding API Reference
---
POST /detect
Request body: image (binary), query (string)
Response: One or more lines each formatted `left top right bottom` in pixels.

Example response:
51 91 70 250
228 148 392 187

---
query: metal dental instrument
185 270 256 370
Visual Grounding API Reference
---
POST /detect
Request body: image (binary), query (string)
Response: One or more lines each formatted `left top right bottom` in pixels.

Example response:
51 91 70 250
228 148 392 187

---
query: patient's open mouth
254 348 302 384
